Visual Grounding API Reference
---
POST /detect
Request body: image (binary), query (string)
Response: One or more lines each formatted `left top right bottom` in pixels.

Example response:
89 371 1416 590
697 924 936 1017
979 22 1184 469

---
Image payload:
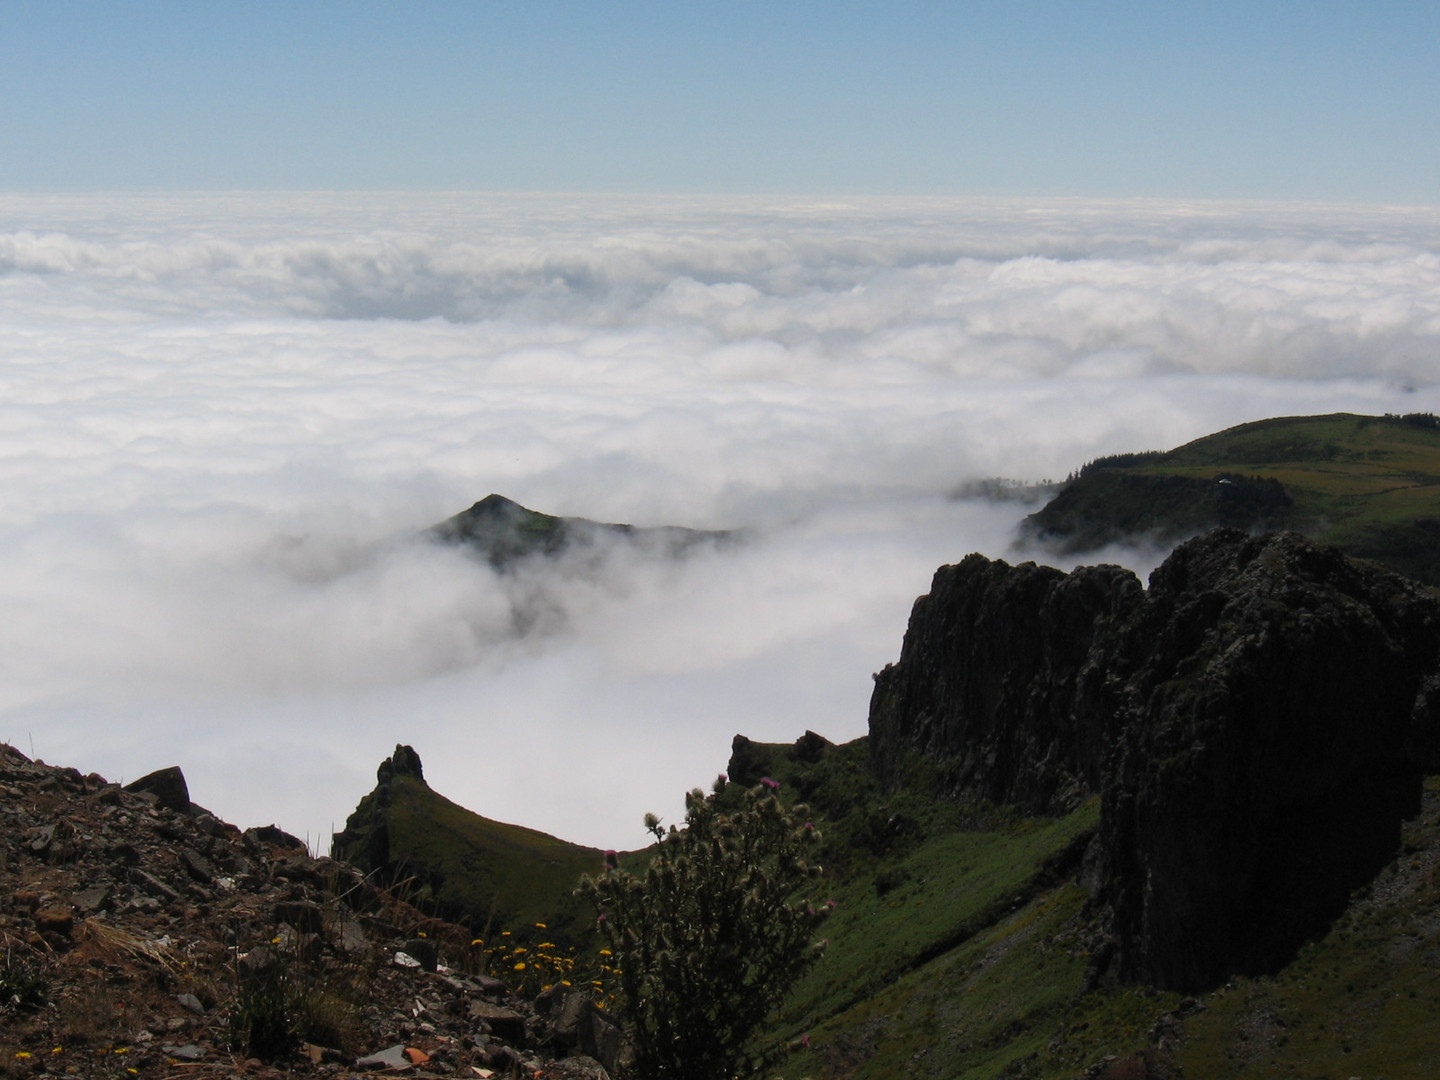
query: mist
2 193 1438 849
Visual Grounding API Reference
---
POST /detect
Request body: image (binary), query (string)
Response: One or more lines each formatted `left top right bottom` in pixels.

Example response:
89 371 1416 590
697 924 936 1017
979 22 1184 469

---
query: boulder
123 766 191 814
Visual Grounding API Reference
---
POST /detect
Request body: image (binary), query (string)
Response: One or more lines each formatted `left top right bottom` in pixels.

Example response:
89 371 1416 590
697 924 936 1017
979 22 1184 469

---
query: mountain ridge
1021 411 1440 585
426 493 733 569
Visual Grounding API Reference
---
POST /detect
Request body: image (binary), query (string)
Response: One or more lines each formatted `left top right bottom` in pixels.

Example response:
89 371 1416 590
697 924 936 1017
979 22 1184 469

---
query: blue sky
2 2 1438 201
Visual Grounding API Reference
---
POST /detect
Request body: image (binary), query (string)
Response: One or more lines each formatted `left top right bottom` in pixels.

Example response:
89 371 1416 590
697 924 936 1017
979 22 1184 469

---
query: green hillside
1024 412 1440 584
333 769 606 943
336 731 1440 1078
732 737 1440 1080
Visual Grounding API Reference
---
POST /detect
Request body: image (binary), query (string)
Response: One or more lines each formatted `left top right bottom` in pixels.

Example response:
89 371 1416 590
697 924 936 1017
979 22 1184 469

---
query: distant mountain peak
425 494 733 569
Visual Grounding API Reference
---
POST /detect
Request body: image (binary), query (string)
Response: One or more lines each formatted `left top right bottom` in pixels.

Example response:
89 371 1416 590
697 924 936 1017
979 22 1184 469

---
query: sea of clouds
2 192 1438 849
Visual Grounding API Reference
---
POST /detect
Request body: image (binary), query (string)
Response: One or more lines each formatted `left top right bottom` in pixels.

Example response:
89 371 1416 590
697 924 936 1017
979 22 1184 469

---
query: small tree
579 776 832 1080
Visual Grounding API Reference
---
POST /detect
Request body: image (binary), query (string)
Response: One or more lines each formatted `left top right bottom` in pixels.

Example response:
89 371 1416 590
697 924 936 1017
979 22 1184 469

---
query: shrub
0 947 47 1015
579 776 832 1080
226 943 358 1060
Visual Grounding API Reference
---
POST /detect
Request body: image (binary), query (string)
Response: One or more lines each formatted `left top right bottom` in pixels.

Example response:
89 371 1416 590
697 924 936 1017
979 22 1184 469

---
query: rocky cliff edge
869 528 1440 991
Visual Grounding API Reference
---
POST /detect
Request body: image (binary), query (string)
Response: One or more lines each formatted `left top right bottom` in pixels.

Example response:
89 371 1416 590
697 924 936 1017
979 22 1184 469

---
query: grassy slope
1029 413 1440 583
351 731 1440 1078
1155 413 1440 538
747 736 1440 1080
764 811 1106 1080
378 775 605 941
730 738 1113 1080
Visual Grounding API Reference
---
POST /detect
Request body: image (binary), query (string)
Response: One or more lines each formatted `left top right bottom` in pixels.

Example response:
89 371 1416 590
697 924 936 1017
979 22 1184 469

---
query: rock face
868 528 1440 991
869 556 1141 813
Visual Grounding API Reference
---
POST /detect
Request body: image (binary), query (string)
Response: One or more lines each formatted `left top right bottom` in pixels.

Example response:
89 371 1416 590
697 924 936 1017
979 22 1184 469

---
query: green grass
769 803 1100 1043
336 732 1440 1079
1146 413 1440 535
779 886 1097 1080
722 736 1111 1079
336 775 606 942
749 735 1440 1079
1030 413 1440 584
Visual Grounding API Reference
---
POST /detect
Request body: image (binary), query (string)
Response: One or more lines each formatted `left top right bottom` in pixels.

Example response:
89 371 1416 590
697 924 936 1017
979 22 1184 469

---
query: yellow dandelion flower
513 962 527 971
534 922 547 929
471 938 484 946
599 949 612 957
14 1052 32 1060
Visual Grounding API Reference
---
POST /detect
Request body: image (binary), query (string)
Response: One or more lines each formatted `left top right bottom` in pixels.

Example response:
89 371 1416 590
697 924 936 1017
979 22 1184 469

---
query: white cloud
1 193 1439 849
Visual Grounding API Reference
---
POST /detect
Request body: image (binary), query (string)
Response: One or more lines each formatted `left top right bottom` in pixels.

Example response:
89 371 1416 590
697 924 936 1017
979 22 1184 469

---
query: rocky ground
0 743 623 1079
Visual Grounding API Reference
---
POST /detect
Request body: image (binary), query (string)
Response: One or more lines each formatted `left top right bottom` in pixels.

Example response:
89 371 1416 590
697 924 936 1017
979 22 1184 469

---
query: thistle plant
579 776 831 1080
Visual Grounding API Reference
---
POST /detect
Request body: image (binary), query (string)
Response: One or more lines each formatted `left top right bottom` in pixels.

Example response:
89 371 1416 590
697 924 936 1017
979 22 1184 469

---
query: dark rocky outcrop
868 528 1440 991
123 765 193 815
728 730 835 786
1092 530 1440 990
870 556 1141 813
332 743 418 874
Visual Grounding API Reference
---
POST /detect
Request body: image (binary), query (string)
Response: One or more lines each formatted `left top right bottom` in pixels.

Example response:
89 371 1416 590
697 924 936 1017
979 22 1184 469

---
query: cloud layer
1 193 1438 848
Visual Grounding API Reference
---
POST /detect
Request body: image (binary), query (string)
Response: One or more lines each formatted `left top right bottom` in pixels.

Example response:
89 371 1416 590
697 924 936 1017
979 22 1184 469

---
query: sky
0 4 1438 850
1 1 1438 202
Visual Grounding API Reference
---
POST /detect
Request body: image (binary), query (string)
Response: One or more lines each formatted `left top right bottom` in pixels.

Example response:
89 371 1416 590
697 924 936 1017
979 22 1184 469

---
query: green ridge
334 774 606 941
1025 412 1440 584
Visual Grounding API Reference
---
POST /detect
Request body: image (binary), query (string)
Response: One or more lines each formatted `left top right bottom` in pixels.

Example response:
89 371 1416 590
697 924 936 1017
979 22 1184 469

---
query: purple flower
760 776 780 790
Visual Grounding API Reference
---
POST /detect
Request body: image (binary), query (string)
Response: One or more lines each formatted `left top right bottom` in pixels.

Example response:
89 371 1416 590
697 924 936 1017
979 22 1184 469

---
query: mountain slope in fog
426 493 735 569
1023 412 1440 585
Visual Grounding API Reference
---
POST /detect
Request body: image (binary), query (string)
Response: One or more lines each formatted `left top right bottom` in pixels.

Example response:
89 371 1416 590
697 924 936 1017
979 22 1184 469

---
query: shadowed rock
869 528 1440 991
123 766 191 814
